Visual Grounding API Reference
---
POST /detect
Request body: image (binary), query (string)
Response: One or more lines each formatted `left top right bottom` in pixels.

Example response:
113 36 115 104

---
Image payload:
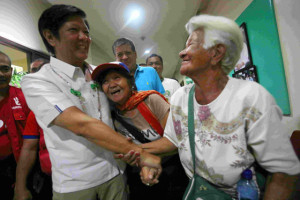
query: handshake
115 148 162 187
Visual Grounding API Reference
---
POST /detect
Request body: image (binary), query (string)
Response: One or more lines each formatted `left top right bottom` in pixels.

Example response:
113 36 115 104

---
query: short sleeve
21 74 74 127
145 94 169 122
246 89 300 175
23 111 39 138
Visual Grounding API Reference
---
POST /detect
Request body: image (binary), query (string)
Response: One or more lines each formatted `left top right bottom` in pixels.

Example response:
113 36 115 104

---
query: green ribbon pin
90 83 99 90
70 88 81 97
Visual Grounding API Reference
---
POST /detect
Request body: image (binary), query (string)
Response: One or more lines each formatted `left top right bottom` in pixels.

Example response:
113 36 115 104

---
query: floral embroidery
198 106 211 121
173 119 182 140
209 133 238 144
196 160 225 184
230 145 255 168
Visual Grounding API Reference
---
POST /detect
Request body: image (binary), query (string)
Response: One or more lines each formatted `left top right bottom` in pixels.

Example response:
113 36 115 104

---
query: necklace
51 65 102 120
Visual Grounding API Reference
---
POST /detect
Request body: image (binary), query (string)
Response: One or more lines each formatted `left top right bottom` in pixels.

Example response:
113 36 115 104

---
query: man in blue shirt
112 38 165 94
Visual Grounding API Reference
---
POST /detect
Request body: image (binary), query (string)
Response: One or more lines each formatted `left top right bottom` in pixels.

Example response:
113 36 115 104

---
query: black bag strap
111 111 151 143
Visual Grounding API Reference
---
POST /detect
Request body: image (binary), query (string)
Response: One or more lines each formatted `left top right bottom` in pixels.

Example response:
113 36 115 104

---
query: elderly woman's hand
114 150 140 166
114 137 141 166
140 166 160 186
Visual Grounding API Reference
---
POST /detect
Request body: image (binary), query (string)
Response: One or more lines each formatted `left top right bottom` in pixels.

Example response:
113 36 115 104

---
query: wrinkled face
146 56 163 78
179 29 211 76
47 16 91 67
30 60 44 73
0 55 12 90
101 71 131 105
114 44 137 72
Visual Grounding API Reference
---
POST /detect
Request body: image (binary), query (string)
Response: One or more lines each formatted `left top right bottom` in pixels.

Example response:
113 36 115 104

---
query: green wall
234 0 290 115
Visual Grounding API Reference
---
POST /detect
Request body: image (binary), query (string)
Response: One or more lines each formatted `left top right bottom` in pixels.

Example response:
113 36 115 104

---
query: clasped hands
115 149 161 187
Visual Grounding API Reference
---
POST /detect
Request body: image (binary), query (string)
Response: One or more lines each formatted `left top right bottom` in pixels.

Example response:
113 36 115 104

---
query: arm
52 106 161 168
141 137 177 155
263 173 299 200
14 139 38 200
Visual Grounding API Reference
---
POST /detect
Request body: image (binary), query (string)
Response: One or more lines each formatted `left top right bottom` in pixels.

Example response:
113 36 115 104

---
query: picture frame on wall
234 22 253 72
232 64 259 82
232 22 259 83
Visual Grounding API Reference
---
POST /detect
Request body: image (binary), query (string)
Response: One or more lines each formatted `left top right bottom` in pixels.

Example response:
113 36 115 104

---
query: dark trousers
127 154 189 200
0 154 16 200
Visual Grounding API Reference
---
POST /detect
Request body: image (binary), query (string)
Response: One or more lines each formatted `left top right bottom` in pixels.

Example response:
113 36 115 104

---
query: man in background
112 38 165 94
146 54 180 101
0 51 30 199
14 58 52 200
29 58 48 73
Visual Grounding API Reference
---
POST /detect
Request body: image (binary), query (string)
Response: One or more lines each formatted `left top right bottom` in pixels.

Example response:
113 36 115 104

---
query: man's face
30 60 44 73
146 56 163 78
48 16 91 67
114 44 137 72
0 55 12 90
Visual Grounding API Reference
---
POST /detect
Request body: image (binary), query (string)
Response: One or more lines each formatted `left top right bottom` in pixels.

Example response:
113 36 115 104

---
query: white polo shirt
21 57 120 193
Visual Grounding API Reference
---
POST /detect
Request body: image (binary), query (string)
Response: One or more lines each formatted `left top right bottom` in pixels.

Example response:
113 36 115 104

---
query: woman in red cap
92 61 188 200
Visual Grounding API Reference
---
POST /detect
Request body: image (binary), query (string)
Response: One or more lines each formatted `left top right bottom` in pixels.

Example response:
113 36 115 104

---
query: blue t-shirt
134 65 165 94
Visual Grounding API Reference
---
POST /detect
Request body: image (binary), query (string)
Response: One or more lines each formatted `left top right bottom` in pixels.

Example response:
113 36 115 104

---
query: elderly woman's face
179 29 211 76
101 71 131 105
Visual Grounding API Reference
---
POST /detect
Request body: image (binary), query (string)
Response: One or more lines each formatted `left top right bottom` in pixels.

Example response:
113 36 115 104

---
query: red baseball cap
91 61 130 82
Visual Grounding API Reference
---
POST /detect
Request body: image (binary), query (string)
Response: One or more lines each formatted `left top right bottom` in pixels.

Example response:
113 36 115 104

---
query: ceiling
45 0 250 80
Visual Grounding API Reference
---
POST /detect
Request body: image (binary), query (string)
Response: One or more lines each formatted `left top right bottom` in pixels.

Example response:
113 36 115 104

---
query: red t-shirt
23 111 51 175
0 96 13 159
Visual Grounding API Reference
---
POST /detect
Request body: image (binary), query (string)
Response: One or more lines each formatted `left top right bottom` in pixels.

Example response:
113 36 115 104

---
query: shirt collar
136 64 144 72
50 57 91 79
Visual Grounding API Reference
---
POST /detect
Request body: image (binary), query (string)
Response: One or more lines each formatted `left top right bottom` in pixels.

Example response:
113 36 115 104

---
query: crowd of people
0 3 299 200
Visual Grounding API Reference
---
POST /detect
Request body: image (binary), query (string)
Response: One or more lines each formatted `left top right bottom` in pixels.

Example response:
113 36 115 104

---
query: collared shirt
21 57 119 193
134 65 165 94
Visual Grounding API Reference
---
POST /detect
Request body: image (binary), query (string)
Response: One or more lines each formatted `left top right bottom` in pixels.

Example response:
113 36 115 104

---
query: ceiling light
123 4 145 28
130 10 140 21
144 49 151 54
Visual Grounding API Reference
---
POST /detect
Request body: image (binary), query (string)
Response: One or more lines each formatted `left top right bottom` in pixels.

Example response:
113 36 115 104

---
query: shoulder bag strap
188 85 196 171
111 111 151 143
137 101 164 137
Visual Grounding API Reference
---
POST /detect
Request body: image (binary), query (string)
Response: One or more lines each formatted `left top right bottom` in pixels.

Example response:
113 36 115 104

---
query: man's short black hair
112 38 136 55
38 4 89 55
146 53 163 65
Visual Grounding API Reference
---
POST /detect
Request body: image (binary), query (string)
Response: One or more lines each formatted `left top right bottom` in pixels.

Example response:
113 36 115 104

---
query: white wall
273 0 300 133
0 0 49 53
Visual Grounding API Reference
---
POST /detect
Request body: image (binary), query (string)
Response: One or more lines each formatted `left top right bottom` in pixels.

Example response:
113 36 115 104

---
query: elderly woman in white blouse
122 14 300 200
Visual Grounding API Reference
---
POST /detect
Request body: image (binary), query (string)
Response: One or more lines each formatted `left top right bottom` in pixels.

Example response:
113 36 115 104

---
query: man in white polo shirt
21 4 161 200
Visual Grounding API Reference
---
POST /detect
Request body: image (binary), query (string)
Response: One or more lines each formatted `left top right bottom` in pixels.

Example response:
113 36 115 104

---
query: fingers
114 150 140 166
140 166 160 186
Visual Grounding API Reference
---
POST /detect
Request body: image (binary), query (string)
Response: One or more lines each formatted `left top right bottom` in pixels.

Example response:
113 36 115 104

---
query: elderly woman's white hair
185 15 244 74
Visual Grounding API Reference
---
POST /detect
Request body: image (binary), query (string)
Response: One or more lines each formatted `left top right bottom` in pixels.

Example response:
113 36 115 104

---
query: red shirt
0 86 30 161
23 111 51 175
0 96 12 159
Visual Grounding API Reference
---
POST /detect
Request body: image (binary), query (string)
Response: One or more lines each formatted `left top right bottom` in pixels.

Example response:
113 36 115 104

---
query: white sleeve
163 105 179 147
247 99 300 175
21 74 74 127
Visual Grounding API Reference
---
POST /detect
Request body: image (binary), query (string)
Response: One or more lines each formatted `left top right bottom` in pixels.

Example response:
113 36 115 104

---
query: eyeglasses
0 65 12 73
